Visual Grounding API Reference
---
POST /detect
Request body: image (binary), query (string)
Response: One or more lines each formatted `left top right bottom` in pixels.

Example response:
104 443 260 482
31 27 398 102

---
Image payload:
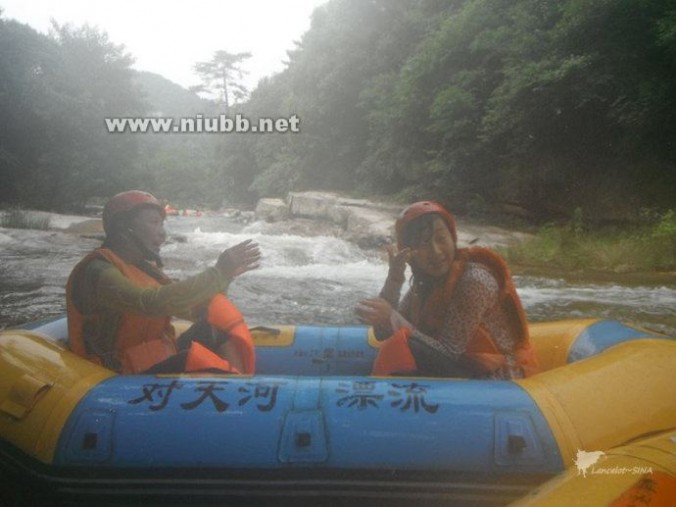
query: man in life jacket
66 190 260 374
355 201 539 379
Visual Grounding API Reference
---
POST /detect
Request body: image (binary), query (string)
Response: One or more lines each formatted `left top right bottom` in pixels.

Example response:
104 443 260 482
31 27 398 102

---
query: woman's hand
385 244 411 283
355 298 394 328
215 239 261 279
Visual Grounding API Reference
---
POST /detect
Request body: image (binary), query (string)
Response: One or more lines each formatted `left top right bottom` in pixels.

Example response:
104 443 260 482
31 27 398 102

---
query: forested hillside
237 0 676 221
1 1 675 221
0 18 143 209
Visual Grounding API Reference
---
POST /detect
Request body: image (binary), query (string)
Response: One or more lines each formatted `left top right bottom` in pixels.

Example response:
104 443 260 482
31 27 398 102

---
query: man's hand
215 239 261 279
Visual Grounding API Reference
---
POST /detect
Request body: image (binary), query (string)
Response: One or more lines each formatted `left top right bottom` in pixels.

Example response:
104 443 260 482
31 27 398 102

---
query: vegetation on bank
0 209 51 230
501 209 676 273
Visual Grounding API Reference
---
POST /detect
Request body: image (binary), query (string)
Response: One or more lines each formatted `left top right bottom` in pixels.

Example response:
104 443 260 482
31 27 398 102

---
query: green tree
47 22 145 205
192 50 252 112
0 16 55 204
480 0 676 218
0 16 144 209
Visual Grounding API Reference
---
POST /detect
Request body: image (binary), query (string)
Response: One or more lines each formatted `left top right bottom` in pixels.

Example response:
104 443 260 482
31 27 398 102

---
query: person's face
409 217 456 278
128 207 166 255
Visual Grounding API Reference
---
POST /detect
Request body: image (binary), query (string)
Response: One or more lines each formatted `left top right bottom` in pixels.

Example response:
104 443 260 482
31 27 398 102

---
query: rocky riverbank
255 191 532 250
10 192 532 251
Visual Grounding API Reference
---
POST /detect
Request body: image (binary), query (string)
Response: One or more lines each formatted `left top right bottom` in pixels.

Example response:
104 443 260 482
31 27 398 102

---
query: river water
1 214 675 336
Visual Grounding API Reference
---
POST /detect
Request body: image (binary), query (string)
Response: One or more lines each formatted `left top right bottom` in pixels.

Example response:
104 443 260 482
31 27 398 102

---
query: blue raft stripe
54 373 563 474
568 320 672 363
256 326 377 376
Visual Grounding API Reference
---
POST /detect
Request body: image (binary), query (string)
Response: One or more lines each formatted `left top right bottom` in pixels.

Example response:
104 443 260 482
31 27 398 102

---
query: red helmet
102 190 165 235
395 201 457 248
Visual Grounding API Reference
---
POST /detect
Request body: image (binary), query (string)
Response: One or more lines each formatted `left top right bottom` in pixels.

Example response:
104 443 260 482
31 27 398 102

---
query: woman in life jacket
355 201 538 379
66 190 260 375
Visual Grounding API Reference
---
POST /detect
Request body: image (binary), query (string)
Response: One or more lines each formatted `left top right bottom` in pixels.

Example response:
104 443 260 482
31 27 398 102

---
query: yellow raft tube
512 321 676 506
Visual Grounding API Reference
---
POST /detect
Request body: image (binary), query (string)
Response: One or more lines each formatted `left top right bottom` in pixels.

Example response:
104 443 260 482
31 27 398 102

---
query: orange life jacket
67 248 178 373
66 249 249 374
374 247 539 378
206 294 256 374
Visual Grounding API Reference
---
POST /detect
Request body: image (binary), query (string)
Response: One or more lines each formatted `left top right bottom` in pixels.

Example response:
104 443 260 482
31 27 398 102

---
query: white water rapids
1 214 675 335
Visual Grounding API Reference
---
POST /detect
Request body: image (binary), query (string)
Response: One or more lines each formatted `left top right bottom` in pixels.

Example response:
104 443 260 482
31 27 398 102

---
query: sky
0 0 328 91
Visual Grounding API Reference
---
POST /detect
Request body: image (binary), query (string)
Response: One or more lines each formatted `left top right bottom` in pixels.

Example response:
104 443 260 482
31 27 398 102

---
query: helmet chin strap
126 228 163 267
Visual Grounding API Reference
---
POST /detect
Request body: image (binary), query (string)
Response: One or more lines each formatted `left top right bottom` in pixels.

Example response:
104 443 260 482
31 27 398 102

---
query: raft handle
508 435 527 454
250 326 282 336
0 374 53 420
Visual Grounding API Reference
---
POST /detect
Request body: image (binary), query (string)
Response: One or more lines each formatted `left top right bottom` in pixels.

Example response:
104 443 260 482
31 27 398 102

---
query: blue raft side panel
255 325 377 376
568 320 672 363
54 374 563 475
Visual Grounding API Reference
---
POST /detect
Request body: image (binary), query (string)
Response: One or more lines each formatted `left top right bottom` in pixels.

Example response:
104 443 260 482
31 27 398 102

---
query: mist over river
1 213 674 336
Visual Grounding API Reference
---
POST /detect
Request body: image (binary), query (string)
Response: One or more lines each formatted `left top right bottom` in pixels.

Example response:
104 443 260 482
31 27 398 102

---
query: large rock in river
286 192 398 248
255 198 290 222
254 191 531 250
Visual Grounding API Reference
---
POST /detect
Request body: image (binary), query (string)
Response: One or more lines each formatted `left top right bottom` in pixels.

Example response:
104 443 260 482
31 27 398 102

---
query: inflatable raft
0 317 674 505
